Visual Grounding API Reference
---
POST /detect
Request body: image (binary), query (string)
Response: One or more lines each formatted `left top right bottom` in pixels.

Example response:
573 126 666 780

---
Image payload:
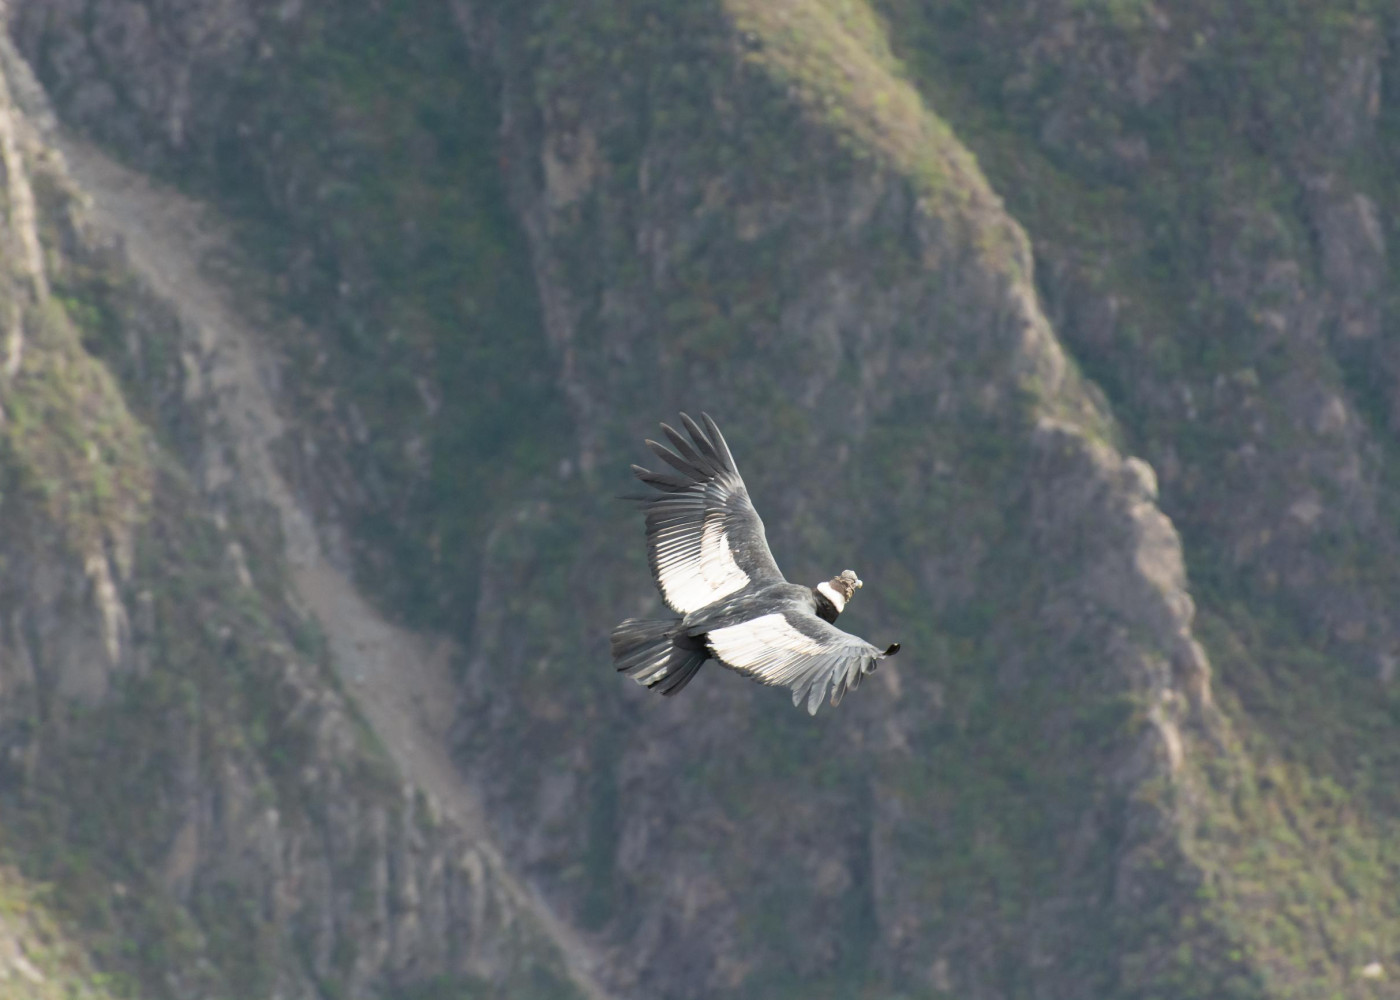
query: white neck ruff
816 581 846 613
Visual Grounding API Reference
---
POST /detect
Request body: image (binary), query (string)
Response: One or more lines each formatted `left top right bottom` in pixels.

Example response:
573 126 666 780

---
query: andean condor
611 413 900 714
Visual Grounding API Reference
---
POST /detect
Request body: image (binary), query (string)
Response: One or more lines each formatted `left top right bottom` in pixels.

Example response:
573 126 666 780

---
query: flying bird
611 413 900 714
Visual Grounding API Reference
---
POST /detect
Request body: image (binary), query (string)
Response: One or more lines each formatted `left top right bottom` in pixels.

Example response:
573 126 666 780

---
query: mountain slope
0 28 593 1000
871 3 1400 994
5 0 1400 998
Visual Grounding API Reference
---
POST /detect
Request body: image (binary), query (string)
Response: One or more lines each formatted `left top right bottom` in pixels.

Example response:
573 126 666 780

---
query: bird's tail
611 616 708 697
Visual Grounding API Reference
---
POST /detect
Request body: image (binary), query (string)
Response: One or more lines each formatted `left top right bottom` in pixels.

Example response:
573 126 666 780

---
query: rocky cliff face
5 1 1400 998
0 24 588 1000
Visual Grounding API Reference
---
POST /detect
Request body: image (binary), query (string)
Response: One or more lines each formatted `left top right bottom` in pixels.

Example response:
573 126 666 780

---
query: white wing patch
707 613 823 685
706 610 887 713
654 488 751 613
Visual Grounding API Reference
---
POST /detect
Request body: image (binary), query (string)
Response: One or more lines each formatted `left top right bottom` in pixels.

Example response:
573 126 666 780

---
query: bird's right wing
705 609 899 714
630 413 786 614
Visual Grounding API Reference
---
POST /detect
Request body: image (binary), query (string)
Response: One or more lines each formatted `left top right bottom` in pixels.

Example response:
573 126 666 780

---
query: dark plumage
611 413 900 714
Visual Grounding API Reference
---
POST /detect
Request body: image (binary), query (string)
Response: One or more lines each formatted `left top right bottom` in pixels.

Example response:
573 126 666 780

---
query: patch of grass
0 865 129 999
0 295 151 558
724 0 1024 268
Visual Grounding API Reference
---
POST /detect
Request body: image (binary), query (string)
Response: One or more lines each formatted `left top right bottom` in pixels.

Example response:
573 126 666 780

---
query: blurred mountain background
1 1 1398 997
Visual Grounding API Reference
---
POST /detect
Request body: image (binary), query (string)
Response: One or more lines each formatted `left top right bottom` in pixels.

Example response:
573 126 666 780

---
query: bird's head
816 569 862 614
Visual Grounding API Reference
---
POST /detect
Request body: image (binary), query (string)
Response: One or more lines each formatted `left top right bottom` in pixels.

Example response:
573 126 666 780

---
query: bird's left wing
630 413 786 614
705 609 899 714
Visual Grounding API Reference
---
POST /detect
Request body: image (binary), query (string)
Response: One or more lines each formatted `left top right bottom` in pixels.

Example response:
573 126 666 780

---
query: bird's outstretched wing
630 413 786 614
704 609 899 715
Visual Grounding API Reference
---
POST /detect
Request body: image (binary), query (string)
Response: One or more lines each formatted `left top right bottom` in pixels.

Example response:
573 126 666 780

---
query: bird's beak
855 578 863 589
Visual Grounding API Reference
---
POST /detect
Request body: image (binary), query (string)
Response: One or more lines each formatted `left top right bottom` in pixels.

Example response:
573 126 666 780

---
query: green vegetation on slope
0 294 150 560
0 866 126 1000
873 1 1400 994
